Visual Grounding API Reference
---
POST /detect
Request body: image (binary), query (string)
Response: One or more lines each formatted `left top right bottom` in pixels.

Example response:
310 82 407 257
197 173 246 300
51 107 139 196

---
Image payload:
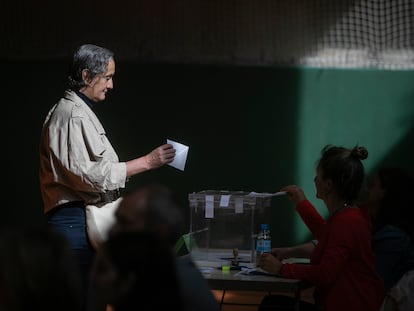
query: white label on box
205 195 214 218
235 197 244 214
220 195 231 207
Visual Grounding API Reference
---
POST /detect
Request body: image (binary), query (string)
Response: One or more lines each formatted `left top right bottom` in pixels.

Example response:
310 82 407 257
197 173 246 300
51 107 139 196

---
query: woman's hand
259 253 283 275
280 185 306 205
270 247 292 260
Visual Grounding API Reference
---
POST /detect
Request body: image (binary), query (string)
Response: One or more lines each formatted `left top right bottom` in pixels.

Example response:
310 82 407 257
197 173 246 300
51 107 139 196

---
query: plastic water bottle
256 223 271 266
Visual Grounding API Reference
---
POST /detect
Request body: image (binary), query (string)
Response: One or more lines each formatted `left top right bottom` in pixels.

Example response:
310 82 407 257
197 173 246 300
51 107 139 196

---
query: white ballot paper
247 191 287 197
167 139 189 171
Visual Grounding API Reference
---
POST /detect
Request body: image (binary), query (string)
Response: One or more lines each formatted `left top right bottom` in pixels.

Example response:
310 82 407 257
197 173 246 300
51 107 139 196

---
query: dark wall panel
3 61 414 245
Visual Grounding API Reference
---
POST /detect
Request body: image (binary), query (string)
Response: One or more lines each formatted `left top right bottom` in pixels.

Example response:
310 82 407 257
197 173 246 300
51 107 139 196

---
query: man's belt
100 189 121 203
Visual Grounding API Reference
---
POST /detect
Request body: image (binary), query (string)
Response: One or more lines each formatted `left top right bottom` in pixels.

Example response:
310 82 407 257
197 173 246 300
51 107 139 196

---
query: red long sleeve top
280 200 384 311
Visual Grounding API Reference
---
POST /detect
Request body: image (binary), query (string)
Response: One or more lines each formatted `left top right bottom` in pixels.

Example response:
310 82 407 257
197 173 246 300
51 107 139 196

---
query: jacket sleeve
295 199 327 240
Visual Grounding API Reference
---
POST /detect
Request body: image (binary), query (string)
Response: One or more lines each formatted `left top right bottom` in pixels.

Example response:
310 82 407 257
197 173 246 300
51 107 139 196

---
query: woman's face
314 166 333 201
314 166 325 199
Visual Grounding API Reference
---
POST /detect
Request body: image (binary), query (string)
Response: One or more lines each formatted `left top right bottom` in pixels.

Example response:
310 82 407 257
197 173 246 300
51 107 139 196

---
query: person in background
362 167 414 292
0 225 82 311
88 230 184 311
39 43 176 310
89 183 220 311
258 144 384 311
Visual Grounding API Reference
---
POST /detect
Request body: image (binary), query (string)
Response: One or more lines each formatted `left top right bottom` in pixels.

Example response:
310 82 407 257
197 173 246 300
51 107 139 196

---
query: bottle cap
261 223 269 230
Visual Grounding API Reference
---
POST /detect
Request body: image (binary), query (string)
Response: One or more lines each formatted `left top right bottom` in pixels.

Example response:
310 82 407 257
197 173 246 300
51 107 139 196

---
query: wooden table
200 266 310 310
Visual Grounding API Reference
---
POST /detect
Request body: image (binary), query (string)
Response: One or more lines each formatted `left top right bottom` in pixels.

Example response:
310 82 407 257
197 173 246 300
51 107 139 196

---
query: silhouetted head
91 230 183 311
368 167 414 239
110 183 184 246
0 226 82 311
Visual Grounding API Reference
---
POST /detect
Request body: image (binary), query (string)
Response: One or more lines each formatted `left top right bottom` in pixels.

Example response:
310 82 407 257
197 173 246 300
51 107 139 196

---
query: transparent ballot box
187 190 272 268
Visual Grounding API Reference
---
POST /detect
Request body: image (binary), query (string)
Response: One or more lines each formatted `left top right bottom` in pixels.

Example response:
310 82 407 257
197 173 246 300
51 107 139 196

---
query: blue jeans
46 203 94 311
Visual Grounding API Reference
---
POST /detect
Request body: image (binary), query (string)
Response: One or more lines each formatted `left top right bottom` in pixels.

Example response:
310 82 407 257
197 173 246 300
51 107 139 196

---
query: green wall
291 68 414 243
4 62 414 247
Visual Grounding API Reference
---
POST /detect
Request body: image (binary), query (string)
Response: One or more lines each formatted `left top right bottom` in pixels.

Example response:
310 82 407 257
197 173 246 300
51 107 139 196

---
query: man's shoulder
175 255 220 311
176 254 198 270
373 225 412 243
53 91 89 119
175 255 209 283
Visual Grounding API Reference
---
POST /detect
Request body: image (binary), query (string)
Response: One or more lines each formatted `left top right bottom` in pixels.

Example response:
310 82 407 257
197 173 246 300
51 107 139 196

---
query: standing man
39 43 175 310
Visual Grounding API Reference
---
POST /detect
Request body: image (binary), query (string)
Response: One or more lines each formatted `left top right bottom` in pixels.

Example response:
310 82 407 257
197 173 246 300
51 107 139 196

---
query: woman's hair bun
351 146 368 160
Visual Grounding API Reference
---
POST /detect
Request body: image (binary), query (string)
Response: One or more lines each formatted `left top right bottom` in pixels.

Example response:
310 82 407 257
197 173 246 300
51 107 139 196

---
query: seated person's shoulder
175 255 220 311
176 254 200 271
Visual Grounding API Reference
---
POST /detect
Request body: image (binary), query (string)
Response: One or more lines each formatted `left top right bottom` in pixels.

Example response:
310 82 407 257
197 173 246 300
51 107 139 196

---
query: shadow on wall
371 122 414 176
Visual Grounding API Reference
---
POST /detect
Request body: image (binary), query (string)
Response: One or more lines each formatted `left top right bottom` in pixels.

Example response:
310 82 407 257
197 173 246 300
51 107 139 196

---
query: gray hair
67 44 114 90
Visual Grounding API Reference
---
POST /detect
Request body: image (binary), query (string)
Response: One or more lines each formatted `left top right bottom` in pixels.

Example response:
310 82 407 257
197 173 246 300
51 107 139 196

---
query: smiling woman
258 144 384 311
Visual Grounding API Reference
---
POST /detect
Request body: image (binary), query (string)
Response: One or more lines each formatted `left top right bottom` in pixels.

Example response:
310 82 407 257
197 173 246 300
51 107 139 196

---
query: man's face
81 59 115 102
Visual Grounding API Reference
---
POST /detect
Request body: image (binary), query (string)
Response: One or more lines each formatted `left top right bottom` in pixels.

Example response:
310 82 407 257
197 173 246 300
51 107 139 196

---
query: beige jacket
39 90 126 213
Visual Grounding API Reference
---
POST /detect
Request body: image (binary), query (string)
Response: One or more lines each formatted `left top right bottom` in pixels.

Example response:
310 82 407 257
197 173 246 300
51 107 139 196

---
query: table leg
219 290 226 310
293 288 301 311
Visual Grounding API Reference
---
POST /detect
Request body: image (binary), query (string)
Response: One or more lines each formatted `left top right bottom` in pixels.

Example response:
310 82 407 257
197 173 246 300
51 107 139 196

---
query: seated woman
258 144 384 311
271 167 414 293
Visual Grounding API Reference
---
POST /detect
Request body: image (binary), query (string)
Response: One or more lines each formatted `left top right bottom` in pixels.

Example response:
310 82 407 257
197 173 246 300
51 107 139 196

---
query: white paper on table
167 139 189 171
236 267 277 276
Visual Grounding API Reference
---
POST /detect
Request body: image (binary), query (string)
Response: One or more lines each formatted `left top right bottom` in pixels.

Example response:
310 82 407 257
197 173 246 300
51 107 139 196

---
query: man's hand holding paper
167 139 189 171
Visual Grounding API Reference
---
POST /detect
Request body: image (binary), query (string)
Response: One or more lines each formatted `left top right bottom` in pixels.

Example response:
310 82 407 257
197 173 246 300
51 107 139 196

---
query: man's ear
82 69 90 85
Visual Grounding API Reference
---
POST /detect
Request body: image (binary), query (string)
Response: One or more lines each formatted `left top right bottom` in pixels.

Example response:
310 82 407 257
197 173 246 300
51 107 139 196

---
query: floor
212 287 315 310
105 287 315 311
